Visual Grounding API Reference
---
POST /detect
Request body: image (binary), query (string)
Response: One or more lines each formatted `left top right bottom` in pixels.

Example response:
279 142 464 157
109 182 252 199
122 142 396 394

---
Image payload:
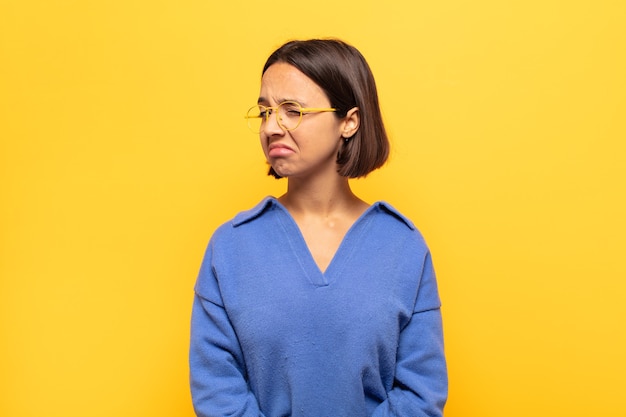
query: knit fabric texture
190 197 447 417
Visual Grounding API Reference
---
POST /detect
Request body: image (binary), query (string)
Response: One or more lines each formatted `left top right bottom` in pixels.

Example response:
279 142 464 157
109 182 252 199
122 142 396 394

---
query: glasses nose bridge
265 105 285 129
261 104 285 132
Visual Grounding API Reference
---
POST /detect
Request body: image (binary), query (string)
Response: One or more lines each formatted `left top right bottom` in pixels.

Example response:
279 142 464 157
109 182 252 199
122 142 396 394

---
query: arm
372 252 448 417
189 243 265 417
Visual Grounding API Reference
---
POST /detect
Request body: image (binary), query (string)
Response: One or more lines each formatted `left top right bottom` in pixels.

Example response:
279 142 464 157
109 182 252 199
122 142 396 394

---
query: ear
340 107 360 138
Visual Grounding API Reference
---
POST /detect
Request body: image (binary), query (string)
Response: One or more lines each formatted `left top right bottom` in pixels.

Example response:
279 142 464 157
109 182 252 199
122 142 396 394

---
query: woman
190 39 447 417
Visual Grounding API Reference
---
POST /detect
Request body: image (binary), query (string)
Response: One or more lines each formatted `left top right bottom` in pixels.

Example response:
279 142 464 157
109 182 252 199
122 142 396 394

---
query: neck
279 174 364 216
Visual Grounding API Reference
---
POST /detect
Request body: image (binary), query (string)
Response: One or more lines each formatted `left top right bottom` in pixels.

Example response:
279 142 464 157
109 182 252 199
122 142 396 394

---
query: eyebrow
257 97 307 106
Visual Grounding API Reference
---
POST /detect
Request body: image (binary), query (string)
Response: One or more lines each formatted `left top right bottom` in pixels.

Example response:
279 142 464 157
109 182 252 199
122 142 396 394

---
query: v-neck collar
275 201 373 286
232 197 416 287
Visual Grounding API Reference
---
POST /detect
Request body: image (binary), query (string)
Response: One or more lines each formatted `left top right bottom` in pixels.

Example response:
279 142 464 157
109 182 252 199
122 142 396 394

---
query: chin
275 170 292 178
270 164 292 178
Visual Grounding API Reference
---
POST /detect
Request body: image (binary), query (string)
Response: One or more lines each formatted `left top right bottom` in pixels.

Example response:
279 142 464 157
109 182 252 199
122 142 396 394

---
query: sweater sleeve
371 251 448 417
189 240 265 417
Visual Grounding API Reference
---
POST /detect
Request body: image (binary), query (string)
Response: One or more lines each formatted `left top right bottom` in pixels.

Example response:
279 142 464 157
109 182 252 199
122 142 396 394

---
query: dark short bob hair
262 39 390 179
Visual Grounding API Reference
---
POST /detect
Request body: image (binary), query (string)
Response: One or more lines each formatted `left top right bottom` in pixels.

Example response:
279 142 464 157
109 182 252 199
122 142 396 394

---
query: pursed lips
268 143 295 157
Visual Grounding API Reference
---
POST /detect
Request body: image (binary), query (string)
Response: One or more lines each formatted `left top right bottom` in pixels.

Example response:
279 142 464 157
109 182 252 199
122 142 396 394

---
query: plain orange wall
1 1 625 416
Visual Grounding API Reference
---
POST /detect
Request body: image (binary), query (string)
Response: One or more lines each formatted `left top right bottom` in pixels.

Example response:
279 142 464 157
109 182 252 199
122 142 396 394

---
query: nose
262 109 285 136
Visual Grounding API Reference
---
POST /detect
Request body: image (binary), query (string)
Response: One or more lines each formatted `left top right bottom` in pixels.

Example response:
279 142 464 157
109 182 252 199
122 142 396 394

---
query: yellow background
1 0 625 416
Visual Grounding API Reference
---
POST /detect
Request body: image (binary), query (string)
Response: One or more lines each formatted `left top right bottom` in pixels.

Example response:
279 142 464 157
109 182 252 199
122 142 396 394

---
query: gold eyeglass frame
245 101 336 133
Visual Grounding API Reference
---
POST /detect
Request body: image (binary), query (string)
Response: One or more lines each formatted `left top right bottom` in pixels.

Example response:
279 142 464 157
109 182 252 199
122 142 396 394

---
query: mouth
268 143 295 157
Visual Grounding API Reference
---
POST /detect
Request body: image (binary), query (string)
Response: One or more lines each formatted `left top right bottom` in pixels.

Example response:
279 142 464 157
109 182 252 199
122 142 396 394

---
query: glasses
245 101 336 133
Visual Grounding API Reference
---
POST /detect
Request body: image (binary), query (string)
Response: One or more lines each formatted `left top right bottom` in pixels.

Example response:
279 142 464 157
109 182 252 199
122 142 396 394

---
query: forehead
259 62 327 105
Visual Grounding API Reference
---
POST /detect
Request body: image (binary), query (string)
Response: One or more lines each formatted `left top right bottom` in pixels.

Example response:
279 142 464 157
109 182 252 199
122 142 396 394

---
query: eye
281 103 302 118
259 107 273 119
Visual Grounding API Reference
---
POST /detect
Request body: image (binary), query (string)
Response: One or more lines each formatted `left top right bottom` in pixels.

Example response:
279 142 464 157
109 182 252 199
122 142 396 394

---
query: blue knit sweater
190 197 447 417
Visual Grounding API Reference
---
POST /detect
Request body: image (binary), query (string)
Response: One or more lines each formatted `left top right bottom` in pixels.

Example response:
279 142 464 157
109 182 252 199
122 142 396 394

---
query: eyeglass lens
246 102 303 133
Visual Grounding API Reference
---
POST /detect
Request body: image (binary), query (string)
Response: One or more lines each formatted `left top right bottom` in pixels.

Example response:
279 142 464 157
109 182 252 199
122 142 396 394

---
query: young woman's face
257 62 346 179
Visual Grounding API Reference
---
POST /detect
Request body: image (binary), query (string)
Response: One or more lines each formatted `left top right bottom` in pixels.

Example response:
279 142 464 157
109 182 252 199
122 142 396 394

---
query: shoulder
366 201 429 249
209 196 278 243
369 201 416 230
231 196 278 227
